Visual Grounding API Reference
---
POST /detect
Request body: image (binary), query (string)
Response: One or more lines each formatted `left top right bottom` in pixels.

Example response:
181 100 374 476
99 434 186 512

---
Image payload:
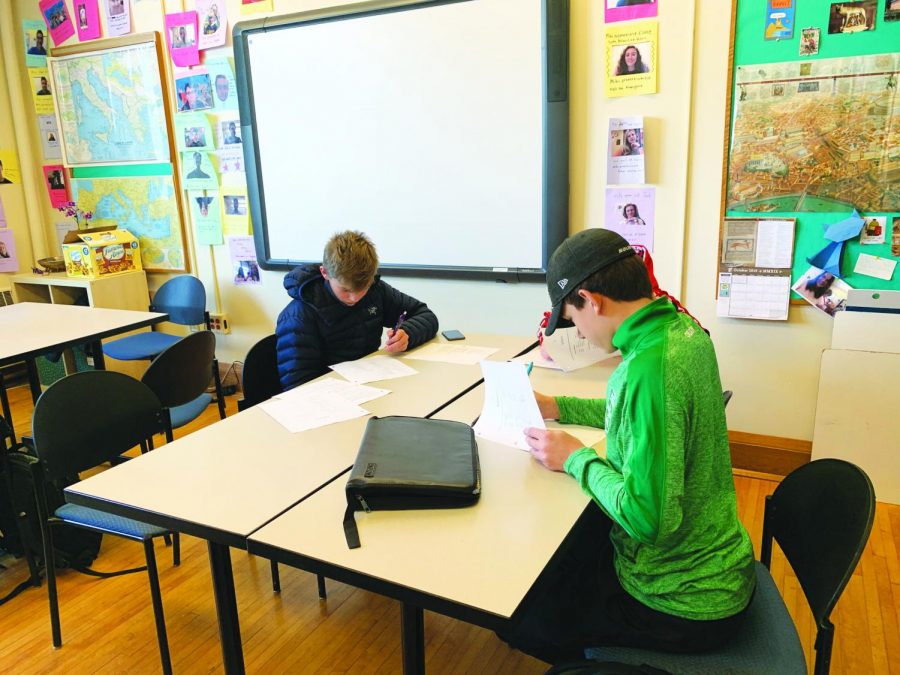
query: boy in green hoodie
504 228 755 664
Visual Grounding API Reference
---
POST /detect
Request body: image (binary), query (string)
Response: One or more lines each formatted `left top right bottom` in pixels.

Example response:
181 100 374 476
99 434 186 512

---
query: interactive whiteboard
233 0 569 280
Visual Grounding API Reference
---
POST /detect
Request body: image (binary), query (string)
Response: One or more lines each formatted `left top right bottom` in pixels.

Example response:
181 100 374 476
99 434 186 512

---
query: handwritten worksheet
473 360 545 450
275 377 390 406
259 393 368 433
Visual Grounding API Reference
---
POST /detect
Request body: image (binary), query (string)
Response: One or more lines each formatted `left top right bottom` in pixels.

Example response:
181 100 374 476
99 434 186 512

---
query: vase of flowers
58 200 94 230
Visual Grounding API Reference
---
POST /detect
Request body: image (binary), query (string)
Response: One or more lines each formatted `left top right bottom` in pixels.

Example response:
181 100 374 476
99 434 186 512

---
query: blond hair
322 230 378 290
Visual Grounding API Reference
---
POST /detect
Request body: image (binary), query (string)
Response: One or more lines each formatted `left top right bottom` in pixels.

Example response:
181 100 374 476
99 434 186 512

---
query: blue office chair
30 370 179 674
141 331 223 440
102 275 225 420
561 459 875 675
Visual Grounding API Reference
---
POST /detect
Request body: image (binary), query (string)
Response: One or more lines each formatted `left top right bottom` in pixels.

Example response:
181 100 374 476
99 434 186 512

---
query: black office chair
235 334 327 599
237 334 281 412
30 370 180 674
103 275 226 420
563 459 875 675
723 390 733 408
142 331 225 441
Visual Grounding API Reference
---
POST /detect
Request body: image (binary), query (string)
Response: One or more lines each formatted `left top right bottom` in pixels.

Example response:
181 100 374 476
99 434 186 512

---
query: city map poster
726 53 899 214
49 41 170 166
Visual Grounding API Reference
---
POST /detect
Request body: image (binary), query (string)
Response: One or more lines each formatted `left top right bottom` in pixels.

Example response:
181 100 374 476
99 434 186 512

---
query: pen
526 361 534 376
392 311 408 334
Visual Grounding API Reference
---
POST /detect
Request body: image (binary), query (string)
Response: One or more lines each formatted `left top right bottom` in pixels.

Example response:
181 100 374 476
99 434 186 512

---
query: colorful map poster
726 53 899 213
70 175 186 271
49 41 170 166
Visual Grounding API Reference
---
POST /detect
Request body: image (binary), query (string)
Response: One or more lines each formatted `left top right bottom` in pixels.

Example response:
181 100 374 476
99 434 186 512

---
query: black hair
565 254 652 310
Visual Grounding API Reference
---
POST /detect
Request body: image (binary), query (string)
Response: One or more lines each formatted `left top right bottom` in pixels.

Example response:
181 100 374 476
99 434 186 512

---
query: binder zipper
356 495 371 512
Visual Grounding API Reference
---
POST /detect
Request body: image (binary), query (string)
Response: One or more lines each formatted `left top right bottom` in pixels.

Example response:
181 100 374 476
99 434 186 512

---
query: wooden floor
1 381 898 674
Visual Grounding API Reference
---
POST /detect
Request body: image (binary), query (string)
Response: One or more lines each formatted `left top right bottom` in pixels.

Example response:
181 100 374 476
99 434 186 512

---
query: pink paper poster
39 0 76 45
165 12 200 67
0 230 19 273
605 0 658 23
74 0 101 41
43 165 68 207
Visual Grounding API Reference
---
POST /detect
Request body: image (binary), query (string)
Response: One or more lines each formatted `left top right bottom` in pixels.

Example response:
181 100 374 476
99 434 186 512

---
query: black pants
499 502 751 665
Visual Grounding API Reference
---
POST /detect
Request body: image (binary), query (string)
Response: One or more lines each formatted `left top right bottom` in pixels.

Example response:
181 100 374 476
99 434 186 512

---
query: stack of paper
259 377 391 433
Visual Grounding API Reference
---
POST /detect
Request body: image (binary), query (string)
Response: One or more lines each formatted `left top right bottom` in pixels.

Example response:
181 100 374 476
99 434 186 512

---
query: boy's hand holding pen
385 311 409 352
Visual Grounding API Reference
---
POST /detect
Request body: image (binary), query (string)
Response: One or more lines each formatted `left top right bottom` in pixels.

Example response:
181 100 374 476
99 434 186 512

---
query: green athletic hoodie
560 298 755 620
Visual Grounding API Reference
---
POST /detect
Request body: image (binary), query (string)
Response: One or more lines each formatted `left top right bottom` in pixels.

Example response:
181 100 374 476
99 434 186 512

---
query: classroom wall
0 0 836 443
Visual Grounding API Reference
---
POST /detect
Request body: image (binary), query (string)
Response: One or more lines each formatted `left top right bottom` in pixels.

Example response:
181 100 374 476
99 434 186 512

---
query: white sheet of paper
542 327 616 371
511 346 564 371
404 342 500 365
853 253 896 281
275 377 390 405
754 219 794 268
259 394 368 433
473 360 545 451
330 354 418 384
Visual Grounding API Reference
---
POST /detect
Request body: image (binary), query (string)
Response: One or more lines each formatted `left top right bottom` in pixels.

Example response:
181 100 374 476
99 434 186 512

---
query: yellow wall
0 0 835 442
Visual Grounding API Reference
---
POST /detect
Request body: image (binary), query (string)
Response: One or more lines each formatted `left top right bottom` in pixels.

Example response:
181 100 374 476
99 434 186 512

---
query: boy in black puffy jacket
275 230 438 391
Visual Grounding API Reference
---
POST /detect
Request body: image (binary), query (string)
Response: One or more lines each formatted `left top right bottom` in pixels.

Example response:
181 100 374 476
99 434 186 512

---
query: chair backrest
722 390 733 408
150 275 208 326
31 371 165 482
239 334 281 411
142 331 217 410
761 458 875 672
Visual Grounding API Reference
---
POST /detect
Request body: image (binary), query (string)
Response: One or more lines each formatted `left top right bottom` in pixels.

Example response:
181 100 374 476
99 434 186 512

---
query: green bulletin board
723 1 900 295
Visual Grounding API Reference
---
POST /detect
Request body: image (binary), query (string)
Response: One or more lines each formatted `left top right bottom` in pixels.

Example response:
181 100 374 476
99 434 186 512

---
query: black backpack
0 415 102 579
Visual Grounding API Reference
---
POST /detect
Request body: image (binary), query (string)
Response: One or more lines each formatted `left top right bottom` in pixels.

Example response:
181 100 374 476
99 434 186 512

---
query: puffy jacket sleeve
275 303 328 391
380 281 438 348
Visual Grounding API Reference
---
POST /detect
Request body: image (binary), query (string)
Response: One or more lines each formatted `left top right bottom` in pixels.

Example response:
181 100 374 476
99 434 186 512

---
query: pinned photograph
165 11 200 67
184 127 207 148
605 21 657 98
39 0 75 45
828 1 877 34
24 20 50 67
607 117 645 185
219 119 242 147
197 0 227 49
223 195 247 216
604 0 657 23
797 81 820 93
799 27 820 55
604 187 655 250
175 72 213 112
887 0 900 21
860 216 886 244
170 24 195 48
792 266 852 317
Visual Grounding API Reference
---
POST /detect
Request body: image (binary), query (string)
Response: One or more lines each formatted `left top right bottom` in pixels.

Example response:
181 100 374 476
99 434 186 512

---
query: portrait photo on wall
223 194 247 216
613 43 652 76
184 126 208 148
175 72 213 112
792 266 852 317
828 1 877 34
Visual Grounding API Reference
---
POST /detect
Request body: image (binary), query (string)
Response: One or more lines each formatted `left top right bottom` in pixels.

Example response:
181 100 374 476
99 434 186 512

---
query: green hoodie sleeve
562 365 678 545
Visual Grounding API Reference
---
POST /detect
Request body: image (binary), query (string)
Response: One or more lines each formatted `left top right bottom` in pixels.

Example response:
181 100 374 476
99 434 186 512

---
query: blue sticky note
823 210 865 242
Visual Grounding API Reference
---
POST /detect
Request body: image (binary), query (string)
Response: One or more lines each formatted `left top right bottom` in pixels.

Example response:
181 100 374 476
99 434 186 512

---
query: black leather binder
343 416 481 549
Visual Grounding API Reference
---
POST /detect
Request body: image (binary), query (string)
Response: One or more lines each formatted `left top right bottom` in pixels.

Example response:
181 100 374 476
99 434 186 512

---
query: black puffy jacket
275 265 438 391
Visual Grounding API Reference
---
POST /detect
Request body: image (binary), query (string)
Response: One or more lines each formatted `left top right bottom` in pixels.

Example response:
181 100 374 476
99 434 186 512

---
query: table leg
400 602 425 675
90 340 106 370
207 542 245 675
26 359 41 403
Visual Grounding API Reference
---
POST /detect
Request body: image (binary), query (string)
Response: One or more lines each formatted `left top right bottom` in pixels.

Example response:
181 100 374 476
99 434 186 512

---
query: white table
0 303 167 422
247 354 620 673
65 333 535 674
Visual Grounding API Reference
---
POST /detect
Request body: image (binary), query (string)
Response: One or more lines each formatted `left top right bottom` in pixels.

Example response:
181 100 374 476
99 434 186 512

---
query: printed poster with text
605 21 658 98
